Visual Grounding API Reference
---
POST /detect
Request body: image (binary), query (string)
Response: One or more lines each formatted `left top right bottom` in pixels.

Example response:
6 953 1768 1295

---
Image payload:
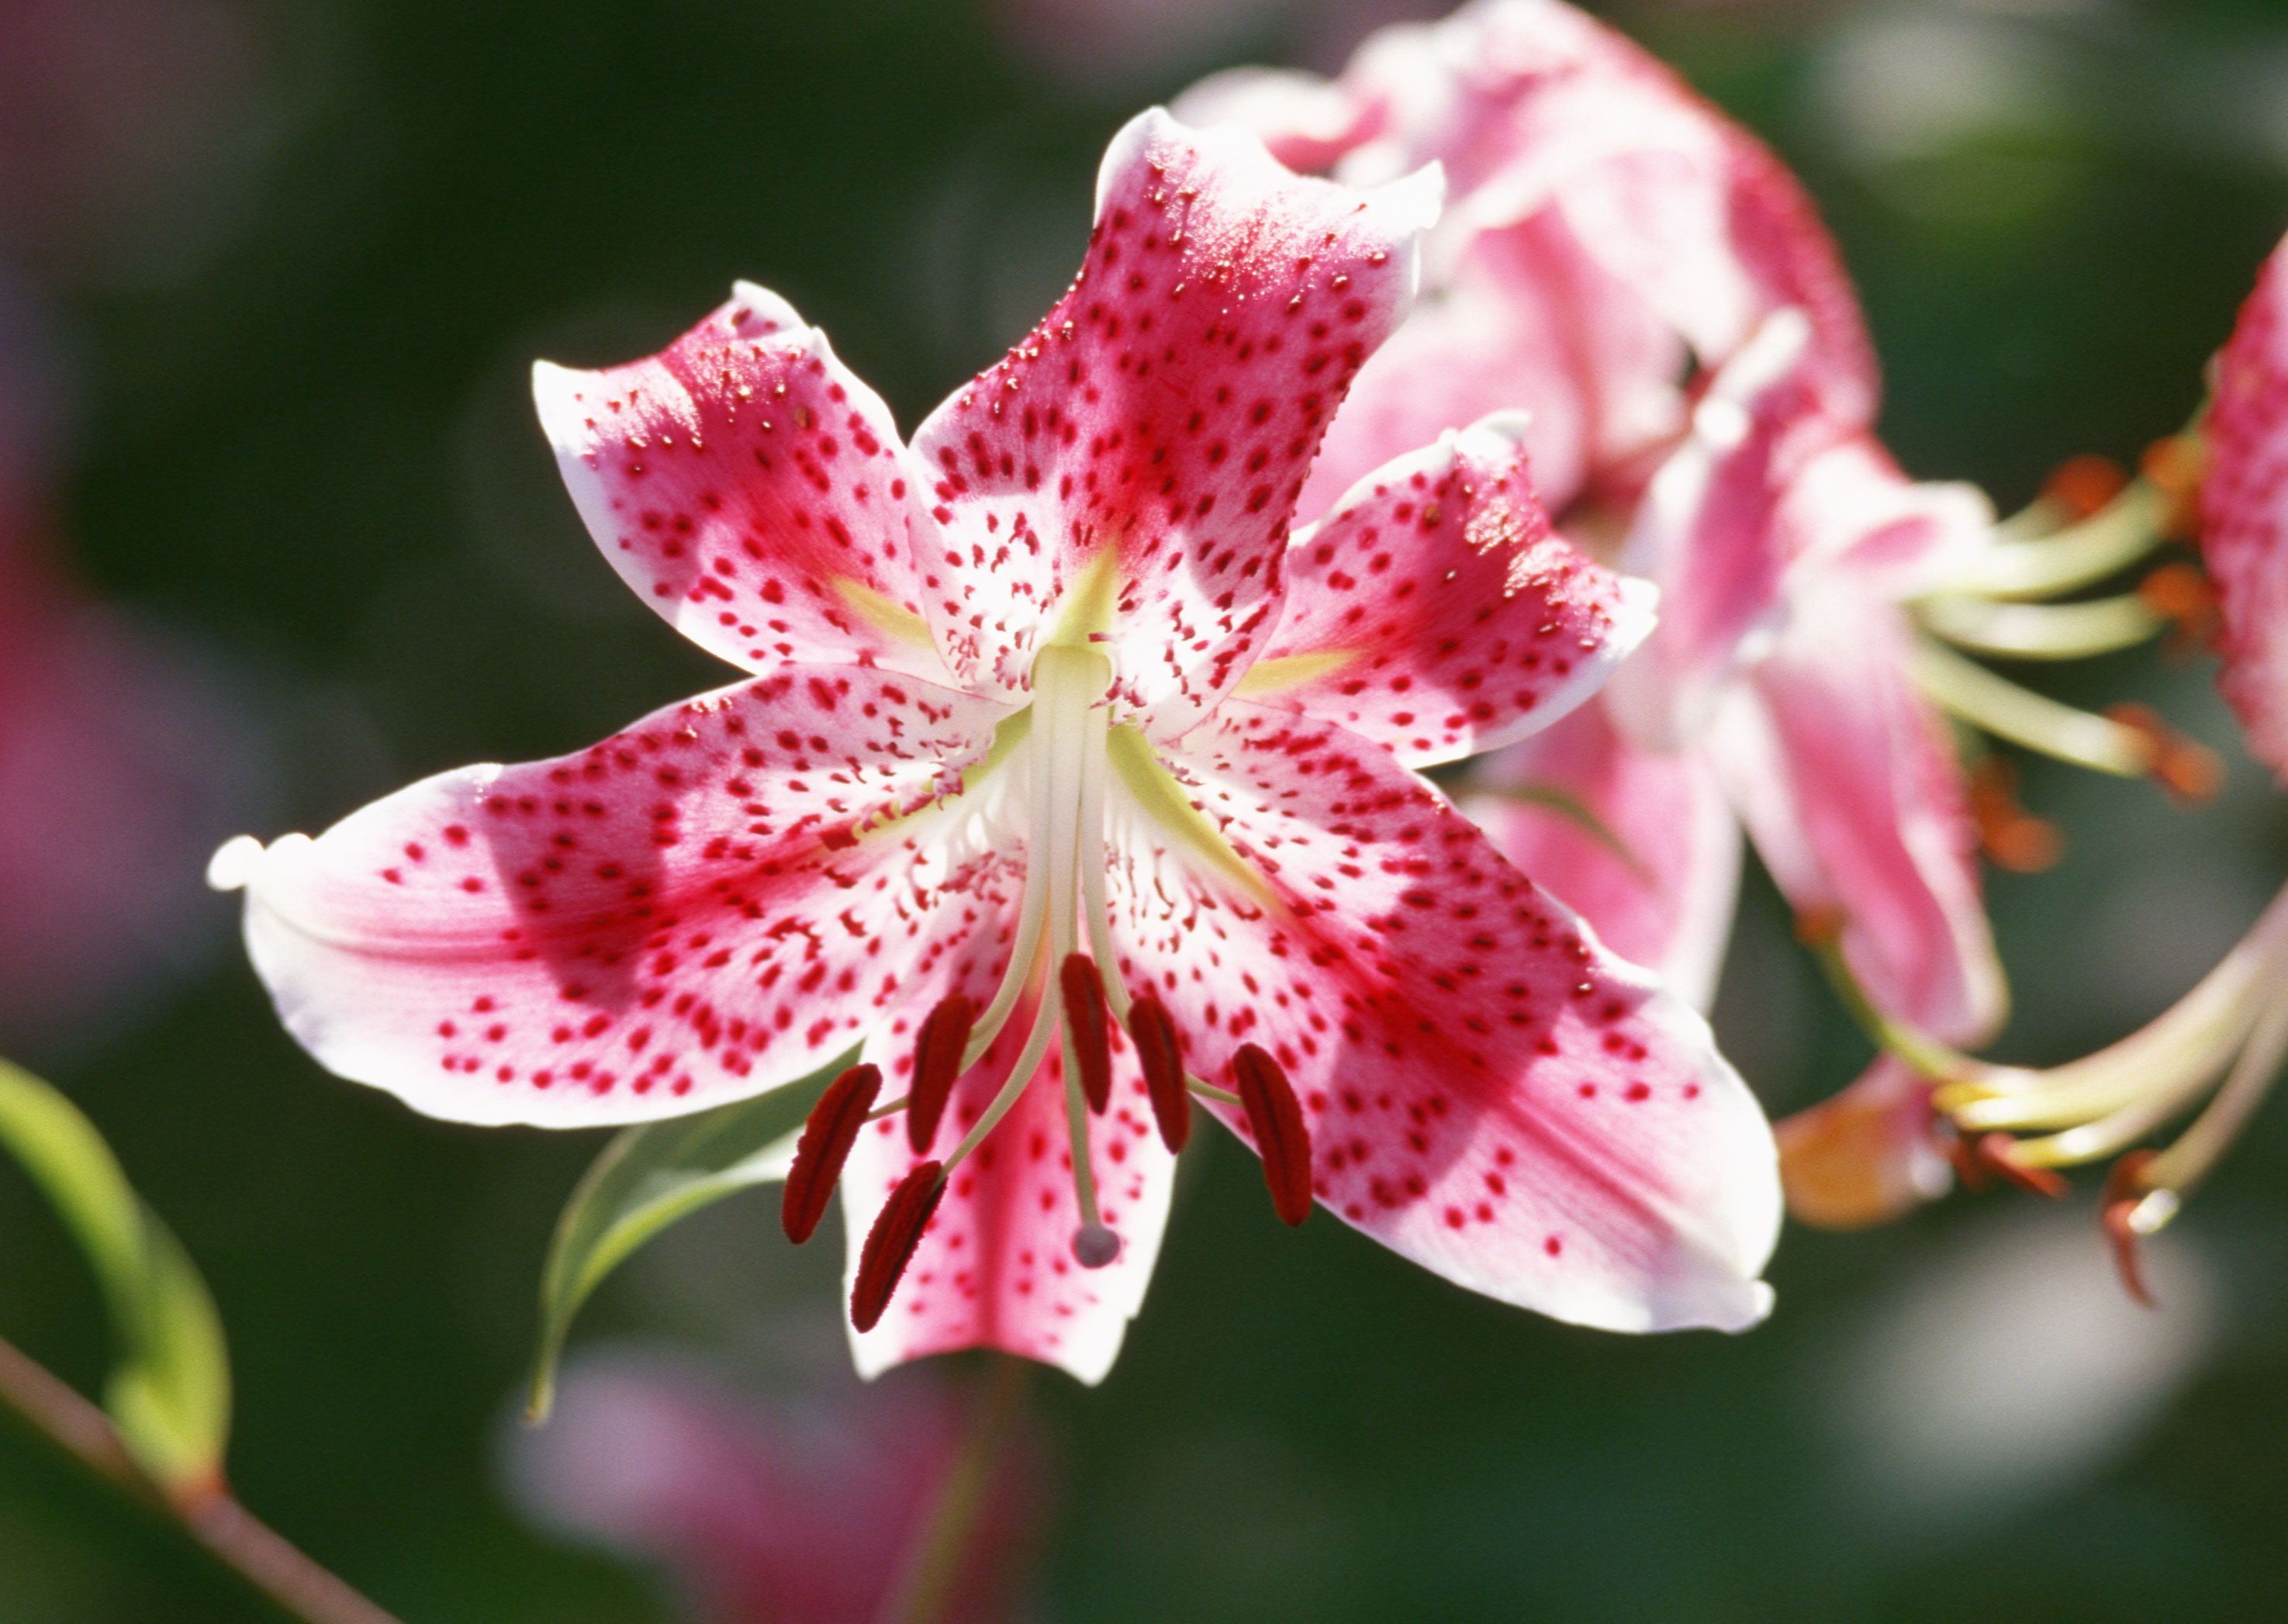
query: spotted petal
534 285 951 684
1460 700 1740 1014
1236 413 1651 766
2202 229 2288 783
840 1010 1176 1384
1109 700 1780 1332
213 667 1014 1127
907 107 1440 723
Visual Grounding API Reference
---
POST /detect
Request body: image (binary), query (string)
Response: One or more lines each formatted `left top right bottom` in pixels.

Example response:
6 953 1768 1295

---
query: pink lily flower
1180 0 2007 1221
212 109 1780 1380
506 1355 1042 1624
1806 228 2288 1288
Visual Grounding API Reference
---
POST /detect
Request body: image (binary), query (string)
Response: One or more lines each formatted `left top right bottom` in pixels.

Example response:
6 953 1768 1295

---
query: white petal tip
1377 159 1446 233
1610 573 1661 662
206 834 264 892
1464 408 1535 448
726 281 807 336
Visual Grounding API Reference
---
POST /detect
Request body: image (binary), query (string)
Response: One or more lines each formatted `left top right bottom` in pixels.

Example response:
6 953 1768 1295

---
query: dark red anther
780 1063 881 1244
1128 992 1190 1152
908 993 974 1153
1973 1132 2069 1201
1233 1043 1312 1226
2101 1149 2160 1308
1059 954 1114 1114
850 1160 945 1332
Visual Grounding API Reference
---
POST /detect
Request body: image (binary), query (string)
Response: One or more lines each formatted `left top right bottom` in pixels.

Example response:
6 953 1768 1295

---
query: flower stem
0 1330 400 1624
876 1354 1030 1624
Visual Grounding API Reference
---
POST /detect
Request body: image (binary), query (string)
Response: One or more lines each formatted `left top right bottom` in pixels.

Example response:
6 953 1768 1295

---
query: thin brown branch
0 1330 403 1624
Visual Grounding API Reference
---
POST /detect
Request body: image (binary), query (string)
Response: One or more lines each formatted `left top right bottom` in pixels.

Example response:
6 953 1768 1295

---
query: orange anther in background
2100 1149 2161 1308
1968 756 2065 872
1792 905 1846 948
2103 702 2224 803
1972 1132 2069 1201
2138 561 2221 655
2140 434 2209 539
2041 452 2129 519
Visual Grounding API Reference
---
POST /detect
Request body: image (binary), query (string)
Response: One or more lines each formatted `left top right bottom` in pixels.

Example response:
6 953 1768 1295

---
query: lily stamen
851 1160 946 1332
1233 1043 1314 1227
782 1063 883 1244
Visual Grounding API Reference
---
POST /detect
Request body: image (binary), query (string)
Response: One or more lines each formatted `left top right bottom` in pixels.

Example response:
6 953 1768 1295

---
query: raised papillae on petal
1111 701 1781 1333
2202 230 2288 782
212 667 1013 1127
908 107 1440 720
534 284 950 684
1241 412 1653 767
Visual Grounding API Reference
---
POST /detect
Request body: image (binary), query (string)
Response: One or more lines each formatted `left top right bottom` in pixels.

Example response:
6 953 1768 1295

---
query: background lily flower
1177 0 2008 1234
213 107 1781 1382
506 1353 1045 1624
0 267 259 1051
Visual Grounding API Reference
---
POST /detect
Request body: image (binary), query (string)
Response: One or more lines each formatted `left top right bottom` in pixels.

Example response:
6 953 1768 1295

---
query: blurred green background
4 0 2288 1618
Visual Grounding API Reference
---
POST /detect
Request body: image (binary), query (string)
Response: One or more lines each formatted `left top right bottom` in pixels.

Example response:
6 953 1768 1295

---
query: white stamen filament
1910 638 2155 779
1916 592 2164 662
1939 479 2168 599
2139 985 2288 1199
933 644 1120 1247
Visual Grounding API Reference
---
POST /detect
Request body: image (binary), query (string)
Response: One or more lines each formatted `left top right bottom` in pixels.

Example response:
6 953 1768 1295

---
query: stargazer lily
209 109 1780 1381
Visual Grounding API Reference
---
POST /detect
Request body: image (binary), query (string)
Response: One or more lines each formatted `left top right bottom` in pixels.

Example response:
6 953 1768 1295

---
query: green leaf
527 1049 855 1422
0 1058 231 1499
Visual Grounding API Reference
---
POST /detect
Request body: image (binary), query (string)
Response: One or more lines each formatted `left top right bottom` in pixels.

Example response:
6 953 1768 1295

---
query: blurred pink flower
0 0 270 282
0 273 257 1045
1180 0 2005 1225
215 108 1782 1381
506 1355 1042 1624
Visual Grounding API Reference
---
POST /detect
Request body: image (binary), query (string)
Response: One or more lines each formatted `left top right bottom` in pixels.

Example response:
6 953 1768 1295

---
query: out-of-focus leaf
0 1058 231 1499
528 1049 855 1422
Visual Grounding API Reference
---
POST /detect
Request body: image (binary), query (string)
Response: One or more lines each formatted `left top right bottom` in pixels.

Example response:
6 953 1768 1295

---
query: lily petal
2201 229 2288 782
214 666 1015 1126
1115 700 1780 1332
1460 700 1740 1014
907 106 1440 723
533 285 952 684
1290 212 1688 520
1242 412 1653 767
1775 1055 1950 1229
1606 308 1829 752
1712 582 2006 1044
842 1026 1176 1384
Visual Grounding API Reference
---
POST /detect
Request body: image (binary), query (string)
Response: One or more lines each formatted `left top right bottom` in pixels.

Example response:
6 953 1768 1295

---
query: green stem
875 1355 1030 1624
0 1332 401 1624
